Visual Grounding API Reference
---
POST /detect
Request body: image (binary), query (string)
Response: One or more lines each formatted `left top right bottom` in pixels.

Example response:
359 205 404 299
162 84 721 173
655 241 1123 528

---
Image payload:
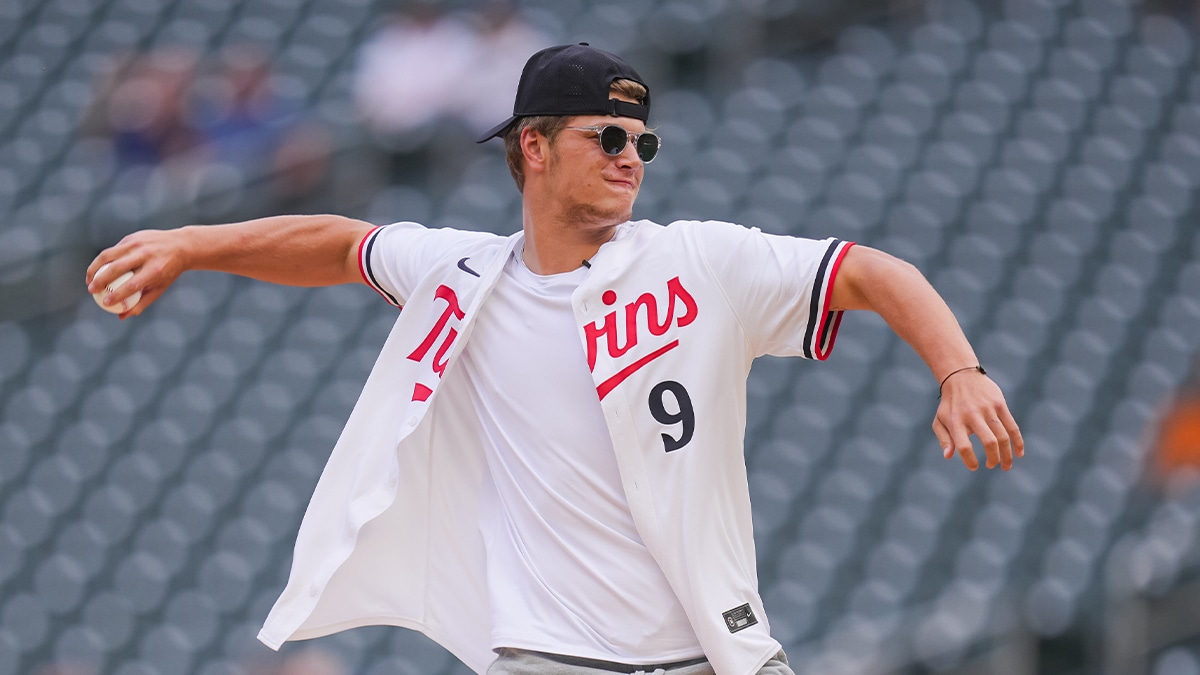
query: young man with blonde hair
88 43 1022 675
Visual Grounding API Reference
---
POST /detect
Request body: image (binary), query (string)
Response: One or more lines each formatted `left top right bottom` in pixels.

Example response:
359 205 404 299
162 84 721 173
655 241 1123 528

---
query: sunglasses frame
564 125 661 163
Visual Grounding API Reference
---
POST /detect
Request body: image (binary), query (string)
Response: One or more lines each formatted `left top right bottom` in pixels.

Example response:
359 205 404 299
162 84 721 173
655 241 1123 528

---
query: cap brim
476 116 518 143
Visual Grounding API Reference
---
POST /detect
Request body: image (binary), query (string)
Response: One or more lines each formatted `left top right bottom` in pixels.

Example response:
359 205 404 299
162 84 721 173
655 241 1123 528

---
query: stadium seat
1 592 50 660
133 517 193 580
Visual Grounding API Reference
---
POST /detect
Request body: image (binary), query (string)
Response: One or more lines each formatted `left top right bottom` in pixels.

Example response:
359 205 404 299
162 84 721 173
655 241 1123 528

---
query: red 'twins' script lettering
408 284 464 378
585 276 698 371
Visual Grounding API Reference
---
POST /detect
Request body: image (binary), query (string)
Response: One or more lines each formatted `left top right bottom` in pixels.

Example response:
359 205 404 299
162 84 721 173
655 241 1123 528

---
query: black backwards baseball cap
476 42 651 143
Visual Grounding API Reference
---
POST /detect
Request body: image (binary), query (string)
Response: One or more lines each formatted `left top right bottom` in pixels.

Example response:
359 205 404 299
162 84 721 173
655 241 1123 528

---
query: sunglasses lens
594 126 658 162
636 133 660 162
599 126 628 155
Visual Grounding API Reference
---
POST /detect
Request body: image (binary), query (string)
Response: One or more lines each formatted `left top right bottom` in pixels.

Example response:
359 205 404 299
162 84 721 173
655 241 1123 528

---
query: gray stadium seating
3 0 1200 673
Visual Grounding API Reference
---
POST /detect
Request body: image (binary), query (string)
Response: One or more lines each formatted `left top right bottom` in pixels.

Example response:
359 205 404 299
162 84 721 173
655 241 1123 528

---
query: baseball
93 263 142 314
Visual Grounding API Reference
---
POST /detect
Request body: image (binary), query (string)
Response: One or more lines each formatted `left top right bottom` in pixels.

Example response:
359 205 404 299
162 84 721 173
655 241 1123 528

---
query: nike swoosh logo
457 257 480 277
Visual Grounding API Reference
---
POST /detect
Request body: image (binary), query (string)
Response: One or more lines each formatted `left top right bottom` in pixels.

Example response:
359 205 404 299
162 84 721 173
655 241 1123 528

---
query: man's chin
608 196 636 223
567 200 635 228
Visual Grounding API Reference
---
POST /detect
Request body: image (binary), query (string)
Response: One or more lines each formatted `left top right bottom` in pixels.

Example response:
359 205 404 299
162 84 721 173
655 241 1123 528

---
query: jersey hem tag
722 603 758 633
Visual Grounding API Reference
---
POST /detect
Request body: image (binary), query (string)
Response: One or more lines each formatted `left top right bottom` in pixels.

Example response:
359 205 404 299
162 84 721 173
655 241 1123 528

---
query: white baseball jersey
258 219 854 675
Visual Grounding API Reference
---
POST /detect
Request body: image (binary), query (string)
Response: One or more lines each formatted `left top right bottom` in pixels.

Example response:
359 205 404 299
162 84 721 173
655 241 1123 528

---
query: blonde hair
503 78 649 193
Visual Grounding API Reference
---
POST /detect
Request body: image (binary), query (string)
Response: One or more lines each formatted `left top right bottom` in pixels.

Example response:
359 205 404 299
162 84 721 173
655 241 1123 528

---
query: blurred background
2 0 1200 673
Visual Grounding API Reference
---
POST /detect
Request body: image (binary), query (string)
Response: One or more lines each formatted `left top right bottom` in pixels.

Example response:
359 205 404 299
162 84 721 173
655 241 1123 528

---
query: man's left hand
933 371 1024 471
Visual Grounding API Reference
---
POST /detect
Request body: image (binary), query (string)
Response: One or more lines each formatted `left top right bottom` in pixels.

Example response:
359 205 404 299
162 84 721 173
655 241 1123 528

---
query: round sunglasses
564 125 661 163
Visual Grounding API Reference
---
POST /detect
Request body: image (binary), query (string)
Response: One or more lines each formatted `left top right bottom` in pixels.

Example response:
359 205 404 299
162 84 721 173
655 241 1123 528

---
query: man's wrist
938 364 987 397
177 223 224 273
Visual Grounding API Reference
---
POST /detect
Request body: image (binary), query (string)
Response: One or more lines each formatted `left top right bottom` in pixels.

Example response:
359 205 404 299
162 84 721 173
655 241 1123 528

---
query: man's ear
521 127 549 174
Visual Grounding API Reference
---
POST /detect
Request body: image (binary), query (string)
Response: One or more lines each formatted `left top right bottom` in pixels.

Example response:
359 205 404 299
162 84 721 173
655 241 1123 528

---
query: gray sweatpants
486 648 795 675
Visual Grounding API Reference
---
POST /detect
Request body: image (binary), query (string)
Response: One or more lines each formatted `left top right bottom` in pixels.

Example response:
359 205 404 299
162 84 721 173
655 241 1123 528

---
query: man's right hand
86 228 190 319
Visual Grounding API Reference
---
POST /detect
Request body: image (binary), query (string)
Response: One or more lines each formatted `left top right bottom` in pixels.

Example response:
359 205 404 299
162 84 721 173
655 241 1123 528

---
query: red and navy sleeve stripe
802 239 855 360
358 226 402 308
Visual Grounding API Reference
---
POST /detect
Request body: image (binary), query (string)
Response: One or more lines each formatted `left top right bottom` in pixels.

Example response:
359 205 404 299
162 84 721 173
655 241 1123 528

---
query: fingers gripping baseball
86 230 188 318
933 373 1023 471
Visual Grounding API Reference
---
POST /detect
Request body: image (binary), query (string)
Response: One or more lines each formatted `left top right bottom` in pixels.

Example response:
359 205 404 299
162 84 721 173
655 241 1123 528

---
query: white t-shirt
262 219 854 675
463 251 703 663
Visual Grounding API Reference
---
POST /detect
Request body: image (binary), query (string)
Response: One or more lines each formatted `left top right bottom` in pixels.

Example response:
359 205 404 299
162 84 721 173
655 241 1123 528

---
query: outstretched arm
86 214 376 318
829 245 1024 471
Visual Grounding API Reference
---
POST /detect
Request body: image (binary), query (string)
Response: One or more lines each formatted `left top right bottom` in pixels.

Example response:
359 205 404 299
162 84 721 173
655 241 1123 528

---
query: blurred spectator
84 48 201 166
352 0 551 195
83 43 338 223
1146 353 1200 493
353 0 476 149
456 0 552 138
191 45 300 172
268 120 335 214
191 45 338 215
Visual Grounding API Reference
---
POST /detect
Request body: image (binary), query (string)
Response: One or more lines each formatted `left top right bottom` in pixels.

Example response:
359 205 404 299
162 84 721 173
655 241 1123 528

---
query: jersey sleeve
357 221 455 308
693 221 855 360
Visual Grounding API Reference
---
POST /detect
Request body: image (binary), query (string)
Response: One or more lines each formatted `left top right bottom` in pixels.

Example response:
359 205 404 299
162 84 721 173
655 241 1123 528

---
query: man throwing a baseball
87 44 1022 675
